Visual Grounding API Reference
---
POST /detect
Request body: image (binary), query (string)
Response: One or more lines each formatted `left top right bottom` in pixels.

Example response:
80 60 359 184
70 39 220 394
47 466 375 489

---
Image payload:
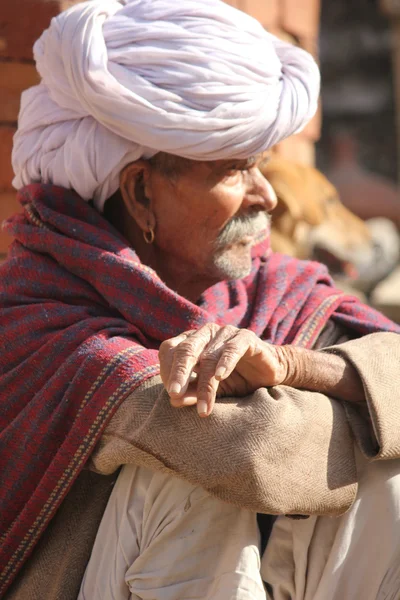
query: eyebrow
243 156 258 168
225 155 262 170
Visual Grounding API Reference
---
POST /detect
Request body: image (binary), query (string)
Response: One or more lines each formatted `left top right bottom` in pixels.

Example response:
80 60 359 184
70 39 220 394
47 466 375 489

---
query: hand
158 323 289 417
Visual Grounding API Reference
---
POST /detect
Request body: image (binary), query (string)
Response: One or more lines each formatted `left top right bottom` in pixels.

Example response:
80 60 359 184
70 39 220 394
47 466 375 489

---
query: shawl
0 184 398 596
11 0 319 210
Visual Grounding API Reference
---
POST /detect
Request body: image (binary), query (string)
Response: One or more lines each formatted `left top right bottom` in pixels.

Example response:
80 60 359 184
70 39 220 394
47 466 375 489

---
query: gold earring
143 227 155 244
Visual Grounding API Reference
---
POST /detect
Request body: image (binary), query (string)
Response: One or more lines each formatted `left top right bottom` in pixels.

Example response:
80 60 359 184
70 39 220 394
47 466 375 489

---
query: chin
211 247 253 281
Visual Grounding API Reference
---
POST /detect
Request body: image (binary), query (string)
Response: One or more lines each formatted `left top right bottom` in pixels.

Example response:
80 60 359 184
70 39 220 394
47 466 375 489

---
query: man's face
147 155 277 282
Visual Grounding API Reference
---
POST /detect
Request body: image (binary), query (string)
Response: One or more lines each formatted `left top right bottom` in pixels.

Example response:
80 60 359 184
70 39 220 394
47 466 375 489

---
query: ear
119 160 156 233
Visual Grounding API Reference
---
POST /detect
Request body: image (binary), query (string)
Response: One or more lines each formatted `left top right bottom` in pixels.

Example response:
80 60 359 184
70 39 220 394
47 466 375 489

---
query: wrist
275 345 365 404
273 344 307 388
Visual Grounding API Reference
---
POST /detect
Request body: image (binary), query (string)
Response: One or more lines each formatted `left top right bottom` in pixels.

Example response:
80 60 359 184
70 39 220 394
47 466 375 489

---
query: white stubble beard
209 211 270 280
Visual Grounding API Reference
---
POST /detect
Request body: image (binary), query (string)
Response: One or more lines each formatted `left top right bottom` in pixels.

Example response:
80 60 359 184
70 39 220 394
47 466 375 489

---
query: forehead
207 152 269 171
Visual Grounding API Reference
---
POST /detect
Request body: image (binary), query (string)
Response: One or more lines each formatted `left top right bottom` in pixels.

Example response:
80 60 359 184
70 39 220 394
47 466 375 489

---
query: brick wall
0 0 81 258
0 0 320 257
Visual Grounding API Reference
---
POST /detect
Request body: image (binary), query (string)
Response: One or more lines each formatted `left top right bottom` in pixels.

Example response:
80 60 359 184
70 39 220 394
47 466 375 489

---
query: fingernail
169 383 181 395
197 400 208 416
215 367 226 380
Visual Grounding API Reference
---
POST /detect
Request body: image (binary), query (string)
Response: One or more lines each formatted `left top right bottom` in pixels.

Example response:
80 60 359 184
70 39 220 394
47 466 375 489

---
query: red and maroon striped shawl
0 184 398 596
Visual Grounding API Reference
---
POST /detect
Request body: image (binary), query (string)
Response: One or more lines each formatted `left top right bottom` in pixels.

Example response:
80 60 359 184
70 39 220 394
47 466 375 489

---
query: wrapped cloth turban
12 0 320 211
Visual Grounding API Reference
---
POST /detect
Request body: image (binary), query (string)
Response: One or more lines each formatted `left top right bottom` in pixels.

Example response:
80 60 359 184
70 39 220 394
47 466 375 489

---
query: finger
194 326 240 416
195 368 220 417
167 325 219 397
214 332 257 380
171 396 198 408
169 377 198 408
158 331 194 388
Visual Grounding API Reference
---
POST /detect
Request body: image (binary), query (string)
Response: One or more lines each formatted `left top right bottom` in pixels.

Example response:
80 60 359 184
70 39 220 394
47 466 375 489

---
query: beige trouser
262 451 400 600
79 453 400 600
79 464 266 600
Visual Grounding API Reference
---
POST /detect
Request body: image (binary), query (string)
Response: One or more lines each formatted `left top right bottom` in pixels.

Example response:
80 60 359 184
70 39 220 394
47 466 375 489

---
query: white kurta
80 451 400 600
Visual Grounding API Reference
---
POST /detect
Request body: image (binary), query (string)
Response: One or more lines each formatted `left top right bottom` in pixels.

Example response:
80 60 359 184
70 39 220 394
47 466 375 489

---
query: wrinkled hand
159 323 289 417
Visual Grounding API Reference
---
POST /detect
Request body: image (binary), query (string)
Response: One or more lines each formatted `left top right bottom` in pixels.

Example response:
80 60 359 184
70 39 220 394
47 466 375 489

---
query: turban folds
12 0 320 210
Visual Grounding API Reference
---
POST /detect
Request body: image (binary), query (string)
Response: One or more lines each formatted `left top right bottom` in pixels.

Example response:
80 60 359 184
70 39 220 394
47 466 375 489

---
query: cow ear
301 168 333 226
261 158 303 220
271 196 289 218
269 179 303 220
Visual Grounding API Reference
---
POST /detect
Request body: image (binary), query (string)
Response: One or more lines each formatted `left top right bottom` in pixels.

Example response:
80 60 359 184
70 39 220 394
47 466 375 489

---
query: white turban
12 0 320 211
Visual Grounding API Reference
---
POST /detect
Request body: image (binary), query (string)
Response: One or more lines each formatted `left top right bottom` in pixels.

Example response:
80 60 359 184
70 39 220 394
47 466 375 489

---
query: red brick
0 88 22 123
240 0 280 29
0 0 82 60
281 0 320 39
0 191 20 254
0 62 40 122
0 127 16 190
0 61 40 93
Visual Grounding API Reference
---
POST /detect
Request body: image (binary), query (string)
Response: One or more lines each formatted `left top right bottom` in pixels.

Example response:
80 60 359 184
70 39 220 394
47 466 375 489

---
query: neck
150 252 220 302
136 240 220 303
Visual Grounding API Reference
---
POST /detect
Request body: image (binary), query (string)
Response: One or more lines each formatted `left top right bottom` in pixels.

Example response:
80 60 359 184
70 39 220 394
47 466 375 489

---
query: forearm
279 345 365 404
90 375 357 516
278 332 400 460
317 332 400 460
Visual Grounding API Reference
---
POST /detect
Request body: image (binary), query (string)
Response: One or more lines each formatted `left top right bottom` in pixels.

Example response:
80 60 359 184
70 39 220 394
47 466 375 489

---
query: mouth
237 235 254 245
216 213 270 250
312 245 359 279
226 230 269 249
222 237 253 252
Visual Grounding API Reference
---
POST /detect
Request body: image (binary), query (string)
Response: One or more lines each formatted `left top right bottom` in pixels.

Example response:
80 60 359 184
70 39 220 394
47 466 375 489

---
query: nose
243 168 278 212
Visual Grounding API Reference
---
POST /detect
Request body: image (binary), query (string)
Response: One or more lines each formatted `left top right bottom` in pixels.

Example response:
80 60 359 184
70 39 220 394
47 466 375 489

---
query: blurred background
0 0 399 318
318 0 397 181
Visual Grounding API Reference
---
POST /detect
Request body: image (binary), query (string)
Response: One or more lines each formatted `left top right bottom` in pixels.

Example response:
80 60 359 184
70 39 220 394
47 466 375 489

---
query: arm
281 331 400 459
159 322 366 415
279 344 365 404
89 326 399 516
321 332 400 459
88 373 357 517
160 323 400 458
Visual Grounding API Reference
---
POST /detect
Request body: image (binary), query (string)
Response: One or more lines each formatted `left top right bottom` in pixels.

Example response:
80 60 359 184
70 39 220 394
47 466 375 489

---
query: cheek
153 196 206 252
202 181 246 227
151 173 245 250
156 211 213 264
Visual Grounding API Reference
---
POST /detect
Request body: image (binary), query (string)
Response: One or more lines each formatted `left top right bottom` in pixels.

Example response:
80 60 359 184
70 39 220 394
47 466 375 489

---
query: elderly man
1 0 400 599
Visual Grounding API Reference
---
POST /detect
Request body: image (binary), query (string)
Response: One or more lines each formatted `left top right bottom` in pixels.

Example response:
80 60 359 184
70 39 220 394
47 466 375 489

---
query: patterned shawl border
75 346 145 420
292 293 344 348
1 345 149 545
0 355 159 596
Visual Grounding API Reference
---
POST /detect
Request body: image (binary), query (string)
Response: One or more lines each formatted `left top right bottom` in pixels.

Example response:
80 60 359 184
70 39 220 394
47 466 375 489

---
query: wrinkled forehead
147 151 269 179
211 153 269 170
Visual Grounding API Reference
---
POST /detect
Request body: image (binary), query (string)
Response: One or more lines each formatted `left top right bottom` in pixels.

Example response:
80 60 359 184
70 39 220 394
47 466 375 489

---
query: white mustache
215 212 270 247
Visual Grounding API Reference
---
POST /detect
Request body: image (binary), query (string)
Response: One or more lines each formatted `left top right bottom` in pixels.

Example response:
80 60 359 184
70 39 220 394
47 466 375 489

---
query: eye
225 165 244 177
